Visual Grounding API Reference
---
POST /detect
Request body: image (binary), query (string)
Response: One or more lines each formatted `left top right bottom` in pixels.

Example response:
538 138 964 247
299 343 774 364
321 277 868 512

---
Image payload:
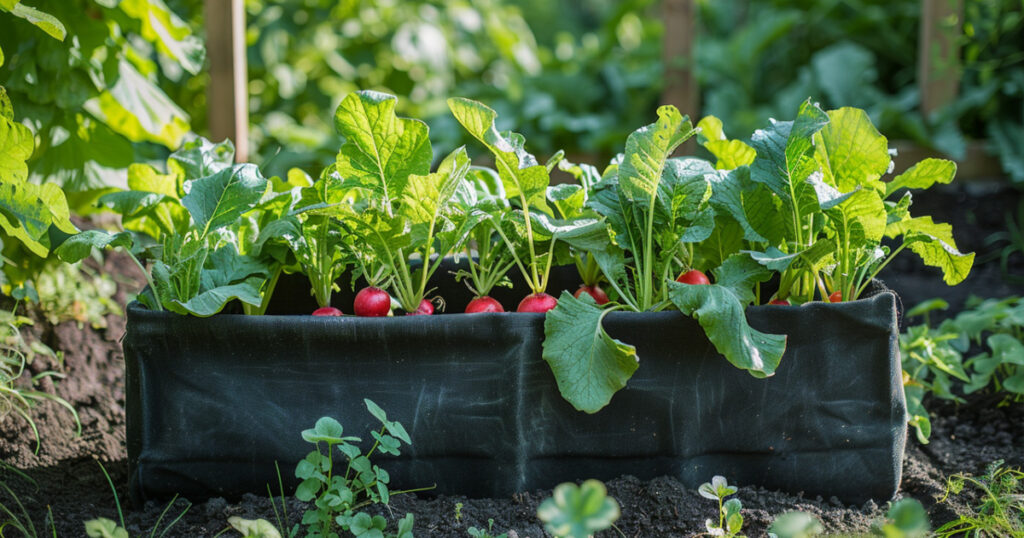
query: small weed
294 399 426 538
84 460 191 538
467 519 507 538
698 475 745 537
935 459 1024 537
454 502 463 522
0 307 80 453
536 479 620 538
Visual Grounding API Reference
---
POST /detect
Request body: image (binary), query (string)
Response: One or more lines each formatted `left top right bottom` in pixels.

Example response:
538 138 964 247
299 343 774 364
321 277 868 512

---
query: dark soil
2 183 1023 537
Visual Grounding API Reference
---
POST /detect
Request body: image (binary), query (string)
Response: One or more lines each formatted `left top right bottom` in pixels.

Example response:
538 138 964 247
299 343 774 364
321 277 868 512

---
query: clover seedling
294 400 418 538
536 479 620 538
699 475 745 537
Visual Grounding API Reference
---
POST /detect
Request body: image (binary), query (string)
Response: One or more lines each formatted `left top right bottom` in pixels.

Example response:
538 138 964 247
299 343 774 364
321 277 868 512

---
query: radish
517 292 558 313
676 269 711 285
466 296 504 313
407 299 435 316
574 284 609 305
768 299 790 306
353 286 392 317
312 306 343 316
828 291 842 303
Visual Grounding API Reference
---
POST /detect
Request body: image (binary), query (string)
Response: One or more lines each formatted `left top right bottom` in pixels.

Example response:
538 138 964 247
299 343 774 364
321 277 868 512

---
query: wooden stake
661 0 699 120
205 0 248 162
918 0 963 117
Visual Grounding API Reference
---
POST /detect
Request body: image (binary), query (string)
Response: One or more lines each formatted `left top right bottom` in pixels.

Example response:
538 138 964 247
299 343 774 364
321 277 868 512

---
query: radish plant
544 105 784 413
452 167 517 313
448 98 599 313
320 91 481 315
57 138 277 316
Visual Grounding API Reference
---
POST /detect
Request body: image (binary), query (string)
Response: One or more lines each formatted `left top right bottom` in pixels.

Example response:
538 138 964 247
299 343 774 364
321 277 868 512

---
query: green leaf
542 292 638 414
814 107 890 192
696 116 755 170
165 276 265 317
0 114 33 184
668 255 786 377
6 2 66 41
334 91 431 207
886 216 974 285
84 518 129 538
55 230 132 263
537 480 621 538
227 517 283 538
119 0 205 75
768 511 825 538
400 146 471 243
885 158 956 197
168 137 235 181
83 58 190 149
447 97 550 208
698 475 738 499
618 105 695 204
750 100 829 206
822 188 887 250
181 163 268 237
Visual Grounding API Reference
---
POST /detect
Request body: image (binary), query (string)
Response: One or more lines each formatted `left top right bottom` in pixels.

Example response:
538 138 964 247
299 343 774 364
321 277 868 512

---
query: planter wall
124 266 906 505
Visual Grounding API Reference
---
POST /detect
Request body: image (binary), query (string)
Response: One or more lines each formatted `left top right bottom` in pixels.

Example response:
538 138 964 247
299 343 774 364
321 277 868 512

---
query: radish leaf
542 291 637 414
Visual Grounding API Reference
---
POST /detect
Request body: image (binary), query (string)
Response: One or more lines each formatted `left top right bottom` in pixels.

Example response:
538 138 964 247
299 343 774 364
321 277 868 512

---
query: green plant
536 479 620 538
454 503 463 523
0 0 202 201
0 463 57 538
0 307 80 453
295 400 421 538
872 499 930 538
225 517 283 538
56 137 287 317
467 519 506 538
34 261 121 329
84 460 192 538
901 295 1024 442
767 511 823 538
698 476 745 538
935 459 1024 537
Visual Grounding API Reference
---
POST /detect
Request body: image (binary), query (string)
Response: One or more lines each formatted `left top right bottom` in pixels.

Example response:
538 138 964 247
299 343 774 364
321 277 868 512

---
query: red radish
828 291 843 303
466 296 504 313
769 299 790 306
574 284 609 305
407 299 435 316
676 269 711 285
517 292 558 313
354 286 392 317
312 306 343 316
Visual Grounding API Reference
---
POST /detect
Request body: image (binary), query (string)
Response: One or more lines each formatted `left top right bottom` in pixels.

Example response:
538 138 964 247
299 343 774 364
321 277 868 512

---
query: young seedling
294 400 424 538
698 475 745 538
536 479 621 538
467 519 508 538
871 498 930 538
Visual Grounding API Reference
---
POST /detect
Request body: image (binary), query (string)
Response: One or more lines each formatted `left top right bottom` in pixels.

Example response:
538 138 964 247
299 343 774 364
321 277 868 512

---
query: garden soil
2 183 1023 537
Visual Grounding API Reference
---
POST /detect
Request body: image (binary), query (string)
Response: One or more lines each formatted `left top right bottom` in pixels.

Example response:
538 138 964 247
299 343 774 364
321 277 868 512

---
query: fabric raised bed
124 264 906 505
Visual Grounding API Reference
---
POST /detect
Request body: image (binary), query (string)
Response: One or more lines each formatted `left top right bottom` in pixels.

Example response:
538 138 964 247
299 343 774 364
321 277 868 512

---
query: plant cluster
935 459 1024 537
0 89 974 413
767 498 930 538
0 307 80 453
699 476 745 537
901 295 1024 443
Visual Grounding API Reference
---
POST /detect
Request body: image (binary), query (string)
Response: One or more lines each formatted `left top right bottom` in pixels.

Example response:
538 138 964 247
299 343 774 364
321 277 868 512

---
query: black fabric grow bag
124 263 906 505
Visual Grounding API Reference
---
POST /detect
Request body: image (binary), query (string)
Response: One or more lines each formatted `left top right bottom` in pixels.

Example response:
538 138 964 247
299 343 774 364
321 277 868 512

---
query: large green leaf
696 115 755 170
3 2 66 41
668 254 786 377
167 276 264 317
887 216 974 285
617 105 695 204
0 180 51 257
750 100 829 206
885 158 956 197
447 97 550 208
0 113 33 183
400 146 471 244
55 229 132 263
83 58 190 149
119 0 205 75
181 163 268 237
706 167 776 243
815 107 890 192
168 137 235 182
542 292 638 414
334 91 431 207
